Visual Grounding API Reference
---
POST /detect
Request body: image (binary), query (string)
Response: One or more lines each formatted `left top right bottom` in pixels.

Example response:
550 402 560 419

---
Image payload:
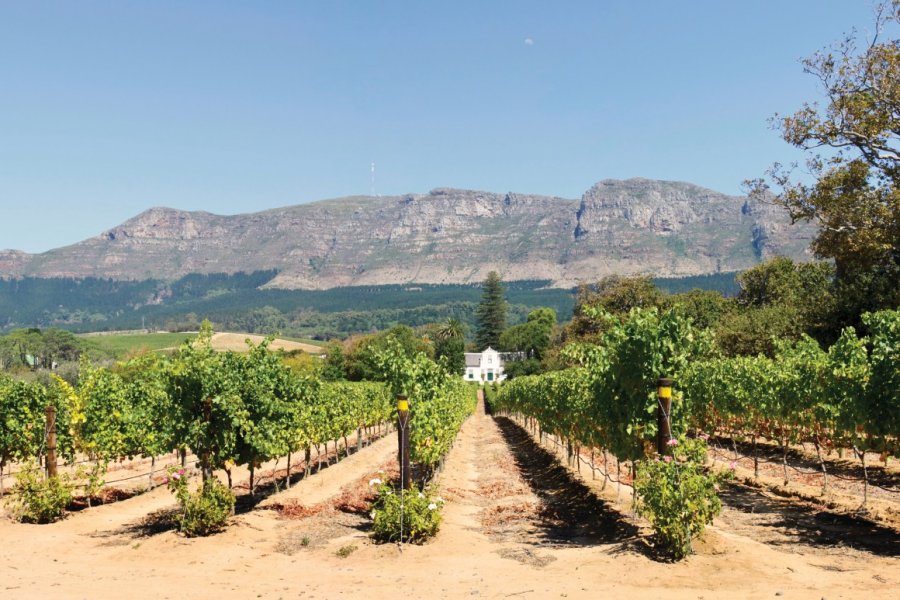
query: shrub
369 479 444 543
166 466 235 537
4 460 73 523
634 437 732 560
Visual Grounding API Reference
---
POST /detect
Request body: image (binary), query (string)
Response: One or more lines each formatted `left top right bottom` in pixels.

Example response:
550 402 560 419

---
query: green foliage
166 324 244 477
527 307 558 329
345 325 433 382
496 307 710 461
584 307 711 460
312 381 392 451
635 438 732 560
475 271 507 350
375 339 476 471
167 467 235 537
370 482 444 544
501 358 543 379
569 276 665 339
434 335 465 375
320 341 346 381
748 2 900 332
76 361 129 460
712 257 838 355
0 377 48 469
432 318 466 376
499 308 556 360
682 309 900 456
0 327 86 370
116 353 174 459
0 274 575 341
666 289 733 330
4 461 73 524
860 310 900 445
715 304 801 357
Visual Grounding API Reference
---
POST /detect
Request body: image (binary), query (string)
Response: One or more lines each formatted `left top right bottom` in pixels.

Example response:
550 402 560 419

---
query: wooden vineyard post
45 405 58 478
396 394 412 490
656 377 673 456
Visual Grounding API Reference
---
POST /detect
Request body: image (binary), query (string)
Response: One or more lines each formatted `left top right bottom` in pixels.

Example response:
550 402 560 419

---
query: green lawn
82 332 194 357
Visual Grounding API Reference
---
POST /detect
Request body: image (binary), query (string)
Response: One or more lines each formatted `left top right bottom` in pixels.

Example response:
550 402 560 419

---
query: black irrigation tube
708 443 900 495
1 422 392 497
511 414 631 487
508 413 900 496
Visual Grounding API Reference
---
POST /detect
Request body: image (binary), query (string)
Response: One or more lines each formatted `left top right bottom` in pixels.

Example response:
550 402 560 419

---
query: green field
279 335 326 347
81 332 195 357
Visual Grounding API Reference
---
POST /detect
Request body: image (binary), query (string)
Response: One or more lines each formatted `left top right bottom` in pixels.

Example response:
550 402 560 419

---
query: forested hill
0 271 739 338
0 178 812 288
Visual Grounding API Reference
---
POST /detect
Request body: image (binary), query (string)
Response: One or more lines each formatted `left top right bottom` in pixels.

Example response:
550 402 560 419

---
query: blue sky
0 1 878 253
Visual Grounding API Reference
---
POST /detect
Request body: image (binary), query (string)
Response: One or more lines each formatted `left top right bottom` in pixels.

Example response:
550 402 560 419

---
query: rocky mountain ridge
1 178 814 289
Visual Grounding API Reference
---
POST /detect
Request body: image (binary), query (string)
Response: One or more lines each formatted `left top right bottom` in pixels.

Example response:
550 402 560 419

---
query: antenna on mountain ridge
371 162 376 197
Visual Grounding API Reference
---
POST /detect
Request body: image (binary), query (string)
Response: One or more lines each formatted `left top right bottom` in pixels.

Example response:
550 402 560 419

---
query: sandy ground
1 398 898 599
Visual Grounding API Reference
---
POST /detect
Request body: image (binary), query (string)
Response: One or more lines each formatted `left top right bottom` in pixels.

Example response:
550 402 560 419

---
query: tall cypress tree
475 271 507 350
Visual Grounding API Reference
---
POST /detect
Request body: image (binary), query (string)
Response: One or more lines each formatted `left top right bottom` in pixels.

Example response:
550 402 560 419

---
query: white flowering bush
368 480 444 543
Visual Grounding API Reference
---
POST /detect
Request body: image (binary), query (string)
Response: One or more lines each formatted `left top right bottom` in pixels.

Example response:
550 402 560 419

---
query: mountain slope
1 178 814 288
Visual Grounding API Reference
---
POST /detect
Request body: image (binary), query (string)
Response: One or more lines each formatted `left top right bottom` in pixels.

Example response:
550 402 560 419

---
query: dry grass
481 502 539 532
209 333 322 354
477 479 528 500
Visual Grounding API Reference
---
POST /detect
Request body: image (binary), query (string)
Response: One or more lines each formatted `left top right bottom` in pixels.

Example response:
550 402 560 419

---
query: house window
468 372 474 379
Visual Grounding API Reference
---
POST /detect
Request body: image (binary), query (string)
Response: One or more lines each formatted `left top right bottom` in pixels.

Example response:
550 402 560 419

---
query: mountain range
0 178 814 289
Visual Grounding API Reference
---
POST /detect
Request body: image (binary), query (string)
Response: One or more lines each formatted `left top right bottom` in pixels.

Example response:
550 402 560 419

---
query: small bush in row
368 478 444 543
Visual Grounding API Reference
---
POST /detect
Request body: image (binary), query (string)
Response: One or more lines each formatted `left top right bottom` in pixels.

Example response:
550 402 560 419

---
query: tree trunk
180 448 186 468
855 446 869 509
601 450 608 490
148 456 155 490
753 435 759 479
814 439 827 494
631 462 637 514
249 464 255 497
225 468 235 515
357 428 362 453
286 452 292 489
782 437 789 486
616 461 621 501
305 446 312 477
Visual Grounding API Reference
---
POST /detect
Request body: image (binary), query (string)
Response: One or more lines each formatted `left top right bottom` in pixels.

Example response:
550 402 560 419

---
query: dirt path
1 396 898 599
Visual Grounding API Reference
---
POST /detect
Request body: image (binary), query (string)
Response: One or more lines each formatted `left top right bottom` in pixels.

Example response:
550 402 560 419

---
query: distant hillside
0 178 814 288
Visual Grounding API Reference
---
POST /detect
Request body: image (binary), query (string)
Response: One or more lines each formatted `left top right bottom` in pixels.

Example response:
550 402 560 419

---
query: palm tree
435 318 465 342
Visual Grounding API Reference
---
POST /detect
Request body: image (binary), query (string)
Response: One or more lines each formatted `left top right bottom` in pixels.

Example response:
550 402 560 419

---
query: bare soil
1 398 898 599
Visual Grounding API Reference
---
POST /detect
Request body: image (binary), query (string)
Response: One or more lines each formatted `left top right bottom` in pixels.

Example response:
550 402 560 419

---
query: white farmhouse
463 347 506 384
